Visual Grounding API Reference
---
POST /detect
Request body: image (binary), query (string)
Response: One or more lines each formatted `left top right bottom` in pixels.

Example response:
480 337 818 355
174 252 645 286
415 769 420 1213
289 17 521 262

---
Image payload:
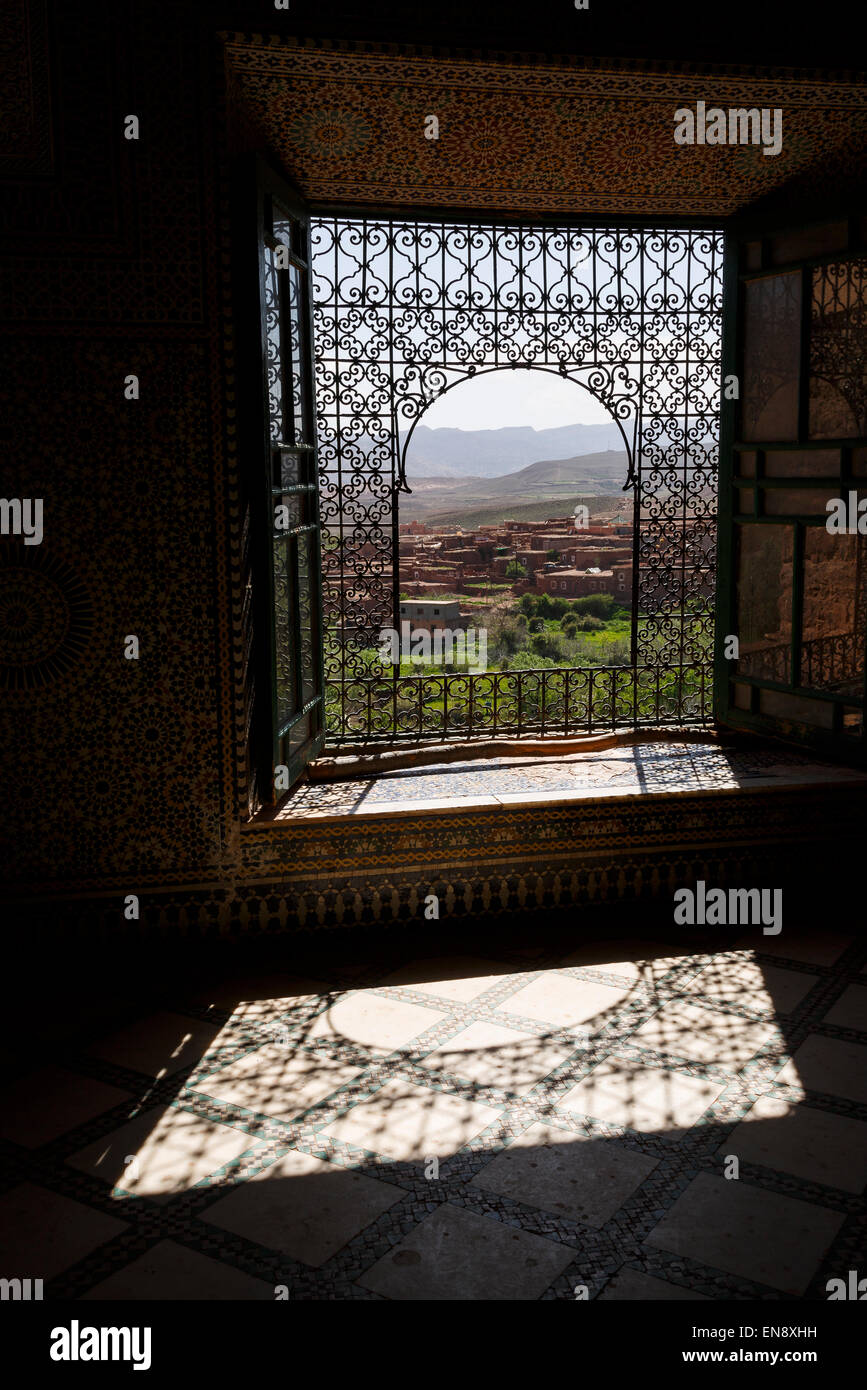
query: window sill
244 731 867 826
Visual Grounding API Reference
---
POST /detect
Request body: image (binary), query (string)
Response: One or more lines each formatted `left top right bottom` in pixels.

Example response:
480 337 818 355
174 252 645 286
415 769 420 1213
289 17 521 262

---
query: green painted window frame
715 210 867 762
237 157 326 808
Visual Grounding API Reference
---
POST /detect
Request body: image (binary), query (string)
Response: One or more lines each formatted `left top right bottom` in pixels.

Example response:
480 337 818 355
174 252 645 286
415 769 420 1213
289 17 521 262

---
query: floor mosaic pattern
2 925 865 1300
275 742 867 820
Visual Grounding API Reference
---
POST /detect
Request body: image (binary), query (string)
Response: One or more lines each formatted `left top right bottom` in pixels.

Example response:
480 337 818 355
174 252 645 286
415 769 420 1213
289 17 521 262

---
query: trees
571 593 617 620
531 631 566 662
490 616 529 660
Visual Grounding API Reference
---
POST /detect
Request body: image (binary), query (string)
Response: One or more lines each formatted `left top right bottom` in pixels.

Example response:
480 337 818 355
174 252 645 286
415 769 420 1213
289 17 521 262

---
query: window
311 218 722 745
247 161 325 805
718 225 867 761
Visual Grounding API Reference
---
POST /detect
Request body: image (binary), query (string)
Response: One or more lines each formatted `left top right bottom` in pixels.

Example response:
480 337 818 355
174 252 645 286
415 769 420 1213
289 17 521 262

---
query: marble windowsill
247 740 867 825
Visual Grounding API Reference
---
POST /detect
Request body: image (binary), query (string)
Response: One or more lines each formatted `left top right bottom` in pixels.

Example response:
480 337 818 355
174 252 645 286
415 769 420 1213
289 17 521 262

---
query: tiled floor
273 741 867 819
2 924 865 1300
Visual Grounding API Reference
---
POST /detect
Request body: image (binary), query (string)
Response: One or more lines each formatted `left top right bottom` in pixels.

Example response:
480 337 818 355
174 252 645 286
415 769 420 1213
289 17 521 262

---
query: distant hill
472 450 628 496
401 421 626 478
399 449 630 520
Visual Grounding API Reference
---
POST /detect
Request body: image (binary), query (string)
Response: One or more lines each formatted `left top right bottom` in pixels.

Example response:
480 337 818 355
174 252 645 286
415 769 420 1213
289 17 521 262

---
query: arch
311 217 724 743
396 364 637 493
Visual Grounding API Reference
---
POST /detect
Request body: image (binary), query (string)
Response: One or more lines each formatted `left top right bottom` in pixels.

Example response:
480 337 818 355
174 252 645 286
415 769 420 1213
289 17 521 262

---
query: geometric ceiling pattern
223 36 867 217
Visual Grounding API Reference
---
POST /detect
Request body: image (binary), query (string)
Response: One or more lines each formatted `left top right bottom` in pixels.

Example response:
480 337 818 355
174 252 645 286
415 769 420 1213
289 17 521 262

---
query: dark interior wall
1 0 235 892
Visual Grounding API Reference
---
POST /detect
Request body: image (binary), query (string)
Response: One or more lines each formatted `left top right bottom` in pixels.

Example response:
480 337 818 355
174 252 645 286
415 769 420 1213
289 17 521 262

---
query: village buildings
396 515 635 603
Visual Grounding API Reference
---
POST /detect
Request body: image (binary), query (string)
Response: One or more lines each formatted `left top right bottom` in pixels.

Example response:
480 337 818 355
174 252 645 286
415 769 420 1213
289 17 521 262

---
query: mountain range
400 421 626 479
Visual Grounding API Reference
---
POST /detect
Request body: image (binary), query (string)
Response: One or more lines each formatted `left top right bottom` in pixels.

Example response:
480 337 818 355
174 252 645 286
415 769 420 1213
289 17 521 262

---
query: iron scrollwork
311 220 723 744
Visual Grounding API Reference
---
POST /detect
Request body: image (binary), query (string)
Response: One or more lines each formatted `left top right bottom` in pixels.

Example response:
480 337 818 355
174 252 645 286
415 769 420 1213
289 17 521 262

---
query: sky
416 366 615 432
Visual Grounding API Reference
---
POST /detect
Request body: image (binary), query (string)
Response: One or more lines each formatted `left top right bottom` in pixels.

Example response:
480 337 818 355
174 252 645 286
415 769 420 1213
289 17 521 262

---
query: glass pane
279 452 301 487
298 530 317 707
764 449 839 477
841 706 863 738
800 528 866 695
809 258 867 439
273 540 296 728
268 208 307 448
735 487 755 514
274 493 303 532
763 488 837 515
744 241 762 271
742 272 802 442
759 689 835 728
287 263 306 446
770 222 848 267
736 524 793 682
287 711 311 760
274 207 302 262
273 210 293 251
264 245 284 443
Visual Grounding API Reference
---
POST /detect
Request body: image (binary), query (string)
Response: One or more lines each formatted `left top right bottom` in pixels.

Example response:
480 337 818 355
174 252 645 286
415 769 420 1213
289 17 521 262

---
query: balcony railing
801 631 863 694
740 631 864 694
326 661 711 744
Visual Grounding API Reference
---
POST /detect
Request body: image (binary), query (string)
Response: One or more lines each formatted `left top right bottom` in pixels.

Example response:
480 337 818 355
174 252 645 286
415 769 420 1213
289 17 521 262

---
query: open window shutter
715 211 867 764
237 157 325 810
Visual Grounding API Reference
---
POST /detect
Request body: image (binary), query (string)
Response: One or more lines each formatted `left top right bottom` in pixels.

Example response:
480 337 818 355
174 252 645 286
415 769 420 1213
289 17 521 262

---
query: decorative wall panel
223 37 867 217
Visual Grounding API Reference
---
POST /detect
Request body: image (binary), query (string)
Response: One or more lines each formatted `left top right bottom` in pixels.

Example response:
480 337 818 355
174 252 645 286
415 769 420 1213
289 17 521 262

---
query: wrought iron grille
311 220 723 745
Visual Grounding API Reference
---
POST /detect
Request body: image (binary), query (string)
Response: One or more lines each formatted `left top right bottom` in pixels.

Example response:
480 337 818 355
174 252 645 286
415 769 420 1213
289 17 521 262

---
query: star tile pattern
223 38 867 216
